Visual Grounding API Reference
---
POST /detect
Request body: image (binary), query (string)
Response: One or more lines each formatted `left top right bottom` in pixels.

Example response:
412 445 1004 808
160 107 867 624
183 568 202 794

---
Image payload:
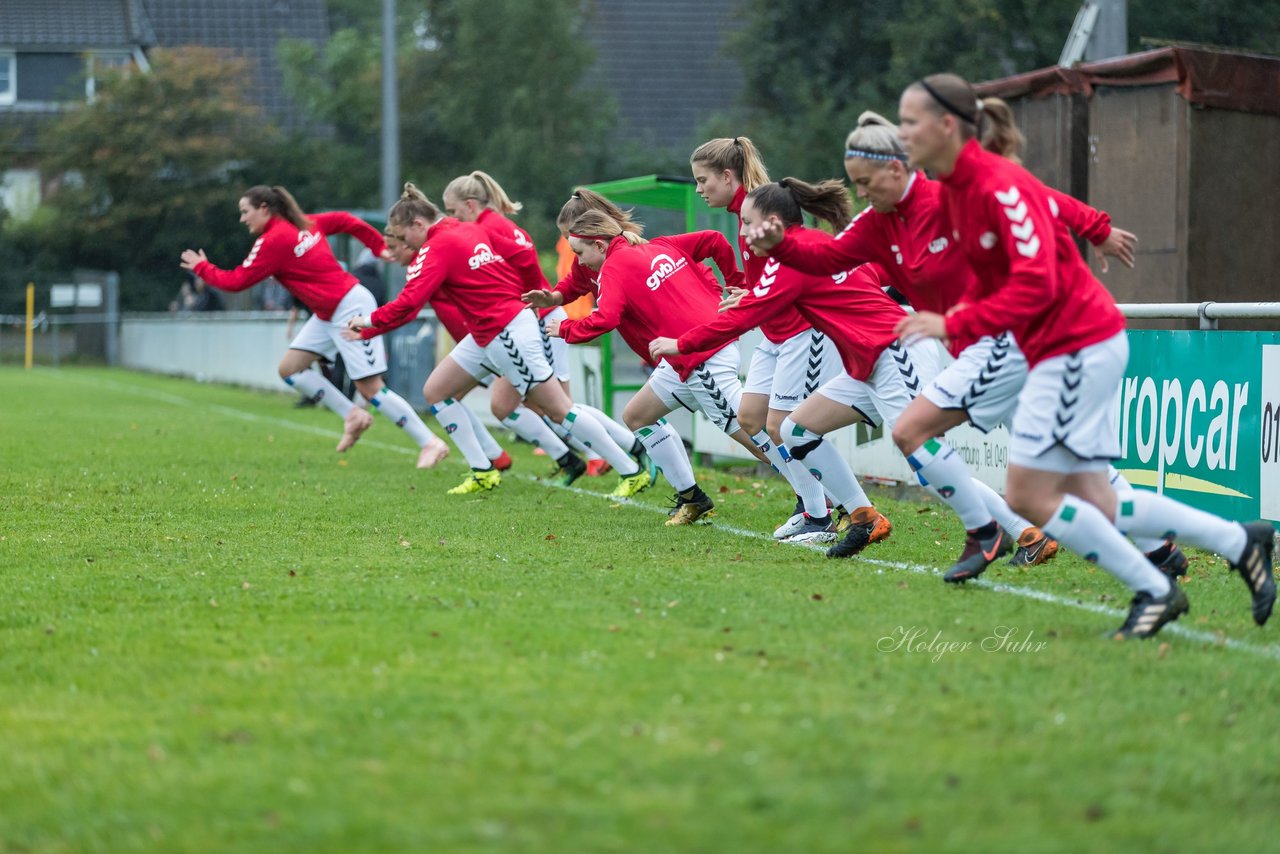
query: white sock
369 388 436 447
906 438 993 530
1108 467 1164 553
971 479 1036 539
502 408 569 458
285 370 353 418
636 422 695 491
781 417 870 511
579 404 638 454
752 430 825 518
430 398 491 470
464 406 504 460
1116 491 1249 563
1044 495 1171 595
555 405 640 476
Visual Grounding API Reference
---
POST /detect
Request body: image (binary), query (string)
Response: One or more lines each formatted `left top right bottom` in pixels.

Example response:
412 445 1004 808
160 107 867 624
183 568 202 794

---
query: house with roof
0 0 329 219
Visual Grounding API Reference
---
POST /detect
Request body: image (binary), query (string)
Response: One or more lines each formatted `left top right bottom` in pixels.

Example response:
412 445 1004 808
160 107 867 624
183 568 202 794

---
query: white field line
69 371 1280 661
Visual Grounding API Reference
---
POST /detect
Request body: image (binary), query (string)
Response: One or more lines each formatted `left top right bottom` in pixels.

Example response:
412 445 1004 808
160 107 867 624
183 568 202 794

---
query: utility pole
381 0 399 215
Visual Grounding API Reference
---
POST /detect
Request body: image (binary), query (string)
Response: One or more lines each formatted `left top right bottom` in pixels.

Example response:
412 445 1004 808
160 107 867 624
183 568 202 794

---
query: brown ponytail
557 188 645 239
748 178 853 231
567 209 645 247
978 97 1024 163
242 184 312 231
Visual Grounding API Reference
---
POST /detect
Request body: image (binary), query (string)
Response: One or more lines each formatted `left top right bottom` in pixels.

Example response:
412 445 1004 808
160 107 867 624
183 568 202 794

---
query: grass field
2 366 1278 853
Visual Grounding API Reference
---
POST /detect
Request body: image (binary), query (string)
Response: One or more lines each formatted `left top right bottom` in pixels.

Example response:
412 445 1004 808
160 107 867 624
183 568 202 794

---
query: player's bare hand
649 337 680 360
1095 227 1137 273
522 289 561 308
718 287 748 312
179 249 207 271
895 311 947 347
744 219 784 256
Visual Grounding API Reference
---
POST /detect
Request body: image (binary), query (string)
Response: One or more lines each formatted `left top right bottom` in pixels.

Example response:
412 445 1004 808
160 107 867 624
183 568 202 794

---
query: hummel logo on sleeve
995 185 1039 258
753 259 780 298
242 238 264 267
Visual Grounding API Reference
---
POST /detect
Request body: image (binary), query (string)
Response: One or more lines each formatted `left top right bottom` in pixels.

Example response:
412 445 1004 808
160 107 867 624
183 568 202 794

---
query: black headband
918 79 978 126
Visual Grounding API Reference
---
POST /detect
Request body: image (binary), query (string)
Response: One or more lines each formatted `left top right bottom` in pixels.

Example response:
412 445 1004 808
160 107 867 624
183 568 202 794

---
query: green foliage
31 47 264 309
1130 0 1280 54
3 366 1280 849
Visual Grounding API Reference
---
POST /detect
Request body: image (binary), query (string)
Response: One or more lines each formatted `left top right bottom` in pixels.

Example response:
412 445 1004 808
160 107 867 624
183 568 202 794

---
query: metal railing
1117 302 1280 329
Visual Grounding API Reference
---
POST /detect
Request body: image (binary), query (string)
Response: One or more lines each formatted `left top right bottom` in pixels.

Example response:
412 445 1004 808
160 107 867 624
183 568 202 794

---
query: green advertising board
1115 330 1280 524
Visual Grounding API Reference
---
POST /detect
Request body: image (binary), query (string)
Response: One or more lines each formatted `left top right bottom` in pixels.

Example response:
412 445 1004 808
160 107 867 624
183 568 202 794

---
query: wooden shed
977 47 1280 311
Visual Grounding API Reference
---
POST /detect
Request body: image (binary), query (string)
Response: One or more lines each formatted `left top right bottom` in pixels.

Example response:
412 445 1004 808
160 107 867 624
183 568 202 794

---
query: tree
34 47 267 308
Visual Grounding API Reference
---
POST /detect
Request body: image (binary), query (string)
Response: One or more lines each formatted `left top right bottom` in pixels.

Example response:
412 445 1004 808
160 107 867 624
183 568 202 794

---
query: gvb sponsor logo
646 253 686 290
468 243 504 270
294 230 323 257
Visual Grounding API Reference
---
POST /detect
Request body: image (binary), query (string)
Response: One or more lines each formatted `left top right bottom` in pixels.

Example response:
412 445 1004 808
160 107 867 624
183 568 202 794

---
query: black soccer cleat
944 525 1012 584
1231 521 1276 626
1113 583 1190 639
555 453 588 487
826 522 872 559
1144 541 1189 579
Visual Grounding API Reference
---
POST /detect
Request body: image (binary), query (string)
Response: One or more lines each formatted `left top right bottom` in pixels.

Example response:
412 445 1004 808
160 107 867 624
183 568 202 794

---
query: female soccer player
652 179 938 556
347 184 649 497
441 172 644 477
894 73 1274 637
381 232 512 472
690 138 844 540
179 184 449 467
746 111 1175 582
548 209 762 525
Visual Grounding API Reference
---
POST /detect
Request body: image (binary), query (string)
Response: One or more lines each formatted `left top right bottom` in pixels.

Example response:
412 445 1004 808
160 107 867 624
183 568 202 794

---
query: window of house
0 53 15 106
15 52 84 103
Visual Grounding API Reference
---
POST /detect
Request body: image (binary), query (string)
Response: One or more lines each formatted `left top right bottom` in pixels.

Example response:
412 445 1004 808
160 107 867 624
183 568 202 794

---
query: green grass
1 366 1278 853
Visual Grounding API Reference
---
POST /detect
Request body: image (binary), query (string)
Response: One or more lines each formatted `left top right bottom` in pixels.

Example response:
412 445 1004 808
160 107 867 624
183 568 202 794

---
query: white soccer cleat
336 407 374 452
416 435 451 469
773 512 807 540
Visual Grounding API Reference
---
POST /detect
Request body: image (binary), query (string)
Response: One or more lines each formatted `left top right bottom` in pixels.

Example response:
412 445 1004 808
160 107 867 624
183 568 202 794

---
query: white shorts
290 285 386 381
648 345 743 435
537 306 572 383
743 328 843 412
447 334 499 384
484 308 557 396
921 333 1029 433
816 339 941 429
1008 331 1126 473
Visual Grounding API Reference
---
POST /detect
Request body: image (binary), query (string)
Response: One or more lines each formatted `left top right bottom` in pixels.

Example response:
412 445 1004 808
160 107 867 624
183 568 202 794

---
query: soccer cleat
336 407 374 452
1113 582 1190 639
1231 521 1276 626
827 506 892 558
612 469 652 498
416 435 451 469
447 468 501 495
1008 526 1059 567
585 458 612 477
944 525 1012 583
774 495 807 539
773 513 807 540
1144 540 1188 579
783 514 838 544
665 491 715 526
555 453 588 487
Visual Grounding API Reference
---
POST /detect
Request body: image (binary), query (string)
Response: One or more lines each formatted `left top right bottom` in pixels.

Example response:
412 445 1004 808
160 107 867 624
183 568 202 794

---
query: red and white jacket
678 226 904 381
728 185 811 343
474 208 552 302
939 139 1125 366
363 217 528 347
556 231 745 380
195 211 385 321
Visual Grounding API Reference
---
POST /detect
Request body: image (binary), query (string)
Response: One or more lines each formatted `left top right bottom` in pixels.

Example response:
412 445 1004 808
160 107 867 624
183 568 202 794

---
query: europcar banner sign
1115 331 1280 523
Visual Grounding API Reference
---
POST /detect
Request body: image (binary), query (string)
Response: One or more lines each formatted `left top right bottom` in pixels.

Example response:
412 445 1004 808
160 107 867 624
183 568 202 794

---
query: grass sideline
1 366 1278 852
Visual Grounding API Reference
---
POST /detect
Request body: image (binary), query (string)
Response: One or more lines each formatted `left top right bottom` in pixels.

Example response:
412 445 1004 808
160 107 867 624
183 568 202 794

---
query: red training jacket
939 139 1126 366
728 185 811 343
557 231 745 380
678 226 904 381
195 211 385 321
364 217 528 346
